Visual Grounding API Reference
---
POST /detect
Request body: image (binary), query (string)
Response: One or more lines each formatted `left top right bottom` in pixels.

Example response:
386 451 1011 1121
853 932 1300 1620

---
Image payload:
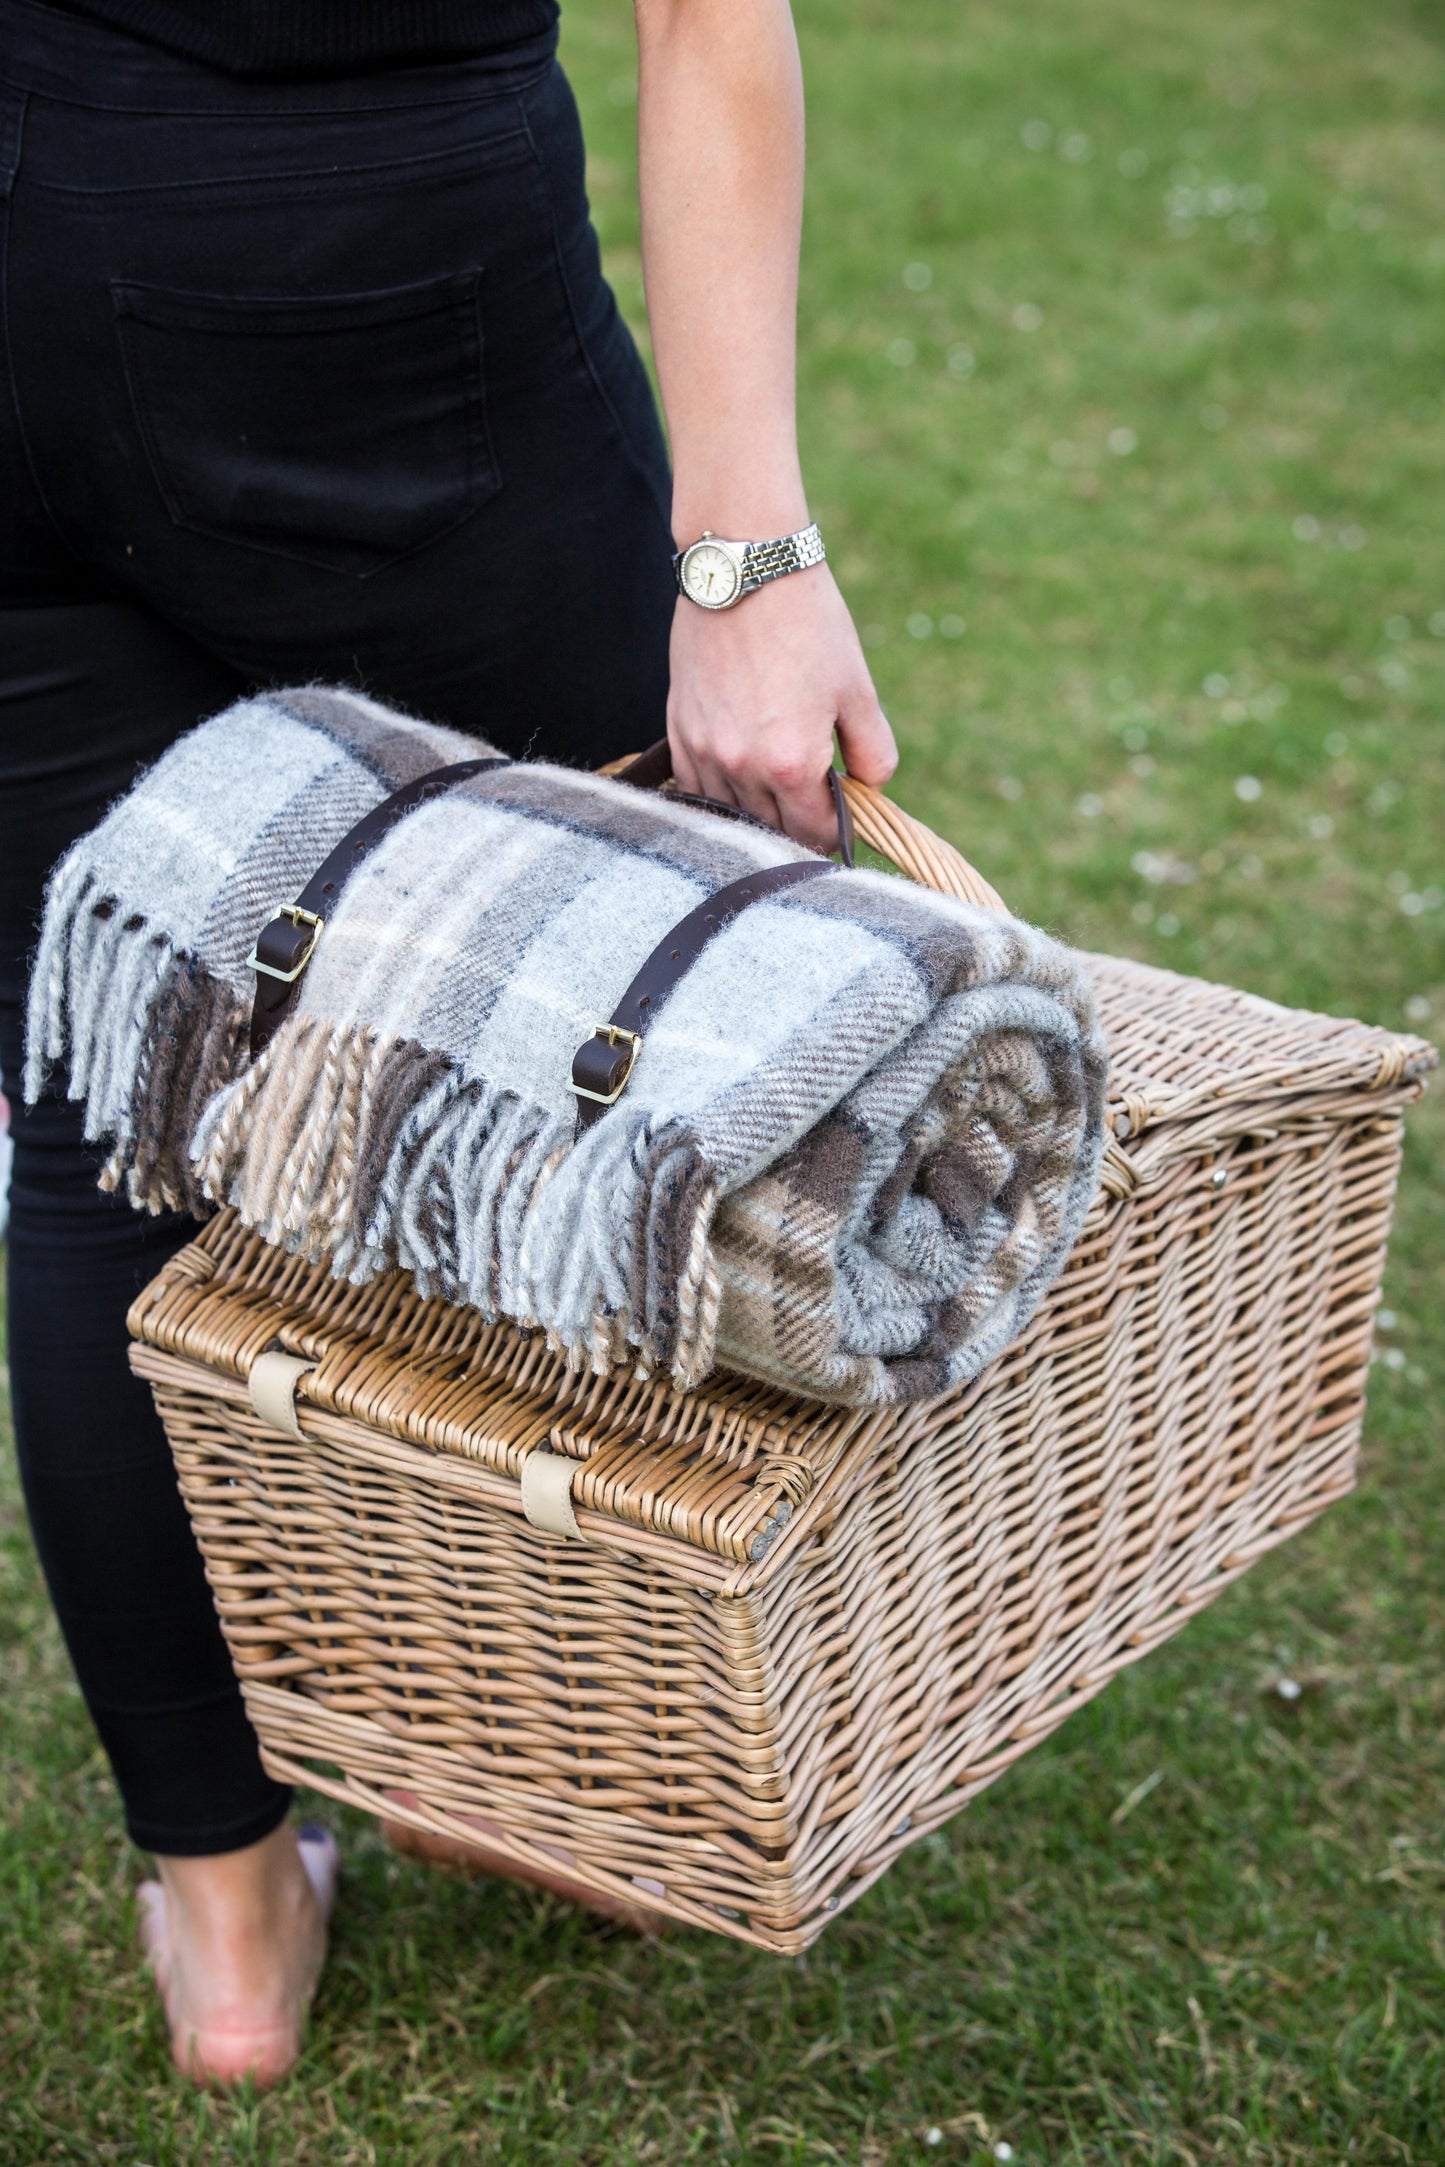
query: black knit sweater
54 0 559 76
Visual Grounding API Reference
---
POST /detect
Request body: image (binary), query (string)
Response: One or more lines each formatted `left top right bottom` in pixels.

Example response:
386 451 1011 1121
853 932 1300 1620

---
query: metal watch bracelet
673 522 826 610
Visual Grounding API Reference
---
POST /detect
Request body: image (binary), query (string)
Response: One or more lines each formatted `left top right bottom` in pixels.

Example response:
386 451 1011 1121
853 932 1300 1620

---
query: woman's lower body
1 0 673 1877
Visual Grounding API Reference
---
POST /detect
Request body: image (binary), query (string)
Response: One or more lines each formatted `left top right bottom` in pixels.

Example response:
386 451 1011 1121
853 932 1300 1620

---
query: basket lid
129 1206 889 1588
1088 951 1433 1140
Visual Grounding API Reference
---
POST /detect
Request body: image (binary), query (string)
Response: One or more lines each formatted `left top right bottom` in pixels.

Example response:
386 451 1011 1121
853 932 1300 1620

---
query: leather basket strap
613 739 855 870
569 858 837 1132
248 756 510 1057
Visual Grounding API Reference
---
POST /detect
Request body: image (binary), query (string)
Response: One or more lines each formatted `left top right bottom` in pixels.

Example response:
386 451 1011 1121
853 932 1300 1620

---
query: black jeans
0 0 673 1854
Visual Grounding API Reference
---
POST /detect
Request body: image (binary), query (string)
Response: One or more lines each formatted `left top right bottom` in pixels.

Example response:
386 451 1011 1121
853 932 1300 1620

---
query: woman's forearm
635 0 809 542
632 0 895 848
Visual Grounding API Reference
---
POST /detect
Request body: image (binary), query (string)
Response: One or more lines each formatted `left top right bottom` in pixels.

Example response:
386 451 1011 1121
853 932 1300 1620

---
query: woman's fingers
836 681 898 790
754 740 838 853
680 740 850 853
730 773 790 838
689 745 744 813
667 727 709 803
686 734 793 843
675 714 847 852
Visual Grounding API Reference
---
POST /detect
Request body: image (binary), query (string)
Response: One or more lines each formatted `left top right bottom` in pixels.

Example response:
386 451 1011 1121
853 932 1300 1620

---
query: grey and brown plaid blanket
26 686 1107 1406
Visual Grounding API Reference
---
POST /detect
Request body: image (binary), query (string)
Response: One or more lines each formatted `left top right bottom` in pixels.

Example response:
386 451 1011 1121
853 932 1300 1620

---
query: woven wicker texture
129 779 1435 1950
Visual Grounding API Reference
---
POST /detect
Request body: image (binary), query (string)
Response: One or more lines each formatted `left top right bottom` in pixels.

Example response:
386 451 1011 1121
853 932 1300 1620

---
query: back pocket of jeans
112 271 498 575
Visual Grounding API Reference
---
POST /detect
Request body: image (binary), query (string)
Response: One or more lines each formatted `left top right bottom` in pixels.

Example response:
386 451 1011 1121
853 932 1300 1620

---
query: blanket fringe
23 863 248 1213
672 1199 724 1392
187 1013 724 1383
126 959 249 1213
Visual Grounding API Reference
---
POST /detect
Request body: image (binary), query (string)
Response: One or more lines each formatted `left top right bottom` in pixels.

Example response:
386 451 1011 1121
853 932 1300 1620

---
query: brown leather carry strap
248 756 510 1056
613 739 856 870
568 858 838 1131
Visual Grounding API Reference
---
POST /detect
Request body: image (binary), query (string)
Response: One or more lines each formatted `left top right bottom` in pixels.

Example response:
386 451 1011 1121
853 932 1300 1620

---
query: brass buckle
567 1022 643 1106
247 903 325 984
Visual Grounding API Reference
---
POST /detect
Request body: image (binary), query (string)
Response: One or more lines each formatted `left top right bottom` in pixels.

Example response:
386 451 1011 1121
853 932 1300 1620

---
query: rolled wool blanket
26 686 1108 1406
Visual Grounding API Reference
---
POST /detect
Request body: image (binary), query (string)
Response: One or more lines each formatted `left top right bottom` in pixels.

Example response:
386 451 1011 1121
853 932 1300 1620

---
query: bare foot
381 1789 666 1935
138 1821 339 2089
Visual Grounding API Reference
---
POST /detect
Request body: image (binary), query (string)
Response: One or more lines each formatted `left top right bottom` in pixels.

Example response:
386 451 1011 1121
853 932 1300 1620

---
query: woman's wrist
671 470 809 550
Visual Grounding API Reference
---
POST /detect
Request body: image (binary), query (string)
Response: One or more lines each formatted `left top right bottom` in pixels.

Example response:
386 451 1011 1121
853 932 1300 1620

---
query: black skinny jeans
0 0 674 1855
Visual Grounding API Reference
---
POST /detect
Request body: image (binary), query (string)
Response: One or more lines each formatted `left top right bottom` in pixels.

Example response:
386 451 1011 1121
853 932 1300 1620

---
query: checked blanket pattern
26 687 1107 1406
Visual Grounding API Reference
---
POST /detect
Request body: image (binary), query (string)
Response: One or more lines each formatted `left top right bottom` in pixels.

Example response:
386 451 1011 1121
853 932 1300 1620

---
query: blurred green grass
2 0 1441 2159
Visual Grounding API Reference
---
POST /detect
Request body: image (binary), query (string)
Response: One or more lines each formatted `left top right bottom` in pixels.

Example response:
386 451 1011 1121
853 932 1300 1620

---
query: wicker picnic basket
127 781 1434 1952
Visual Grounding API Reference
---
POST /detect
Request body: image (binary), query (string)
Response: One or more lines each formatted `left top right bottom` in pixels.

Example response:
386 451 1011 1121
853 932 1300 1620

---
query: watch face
682 541 741 608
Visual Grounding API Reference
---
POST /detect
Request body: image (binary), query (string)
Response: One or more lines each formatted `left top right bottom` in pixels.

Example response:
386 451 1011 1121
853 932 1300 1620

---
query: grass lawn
2 0 1442 2157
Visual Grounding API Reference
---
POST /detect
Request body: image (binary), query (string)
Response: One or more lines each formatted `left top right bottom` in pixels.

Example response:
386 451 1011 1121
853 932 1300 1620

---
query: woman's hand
668 565 897 853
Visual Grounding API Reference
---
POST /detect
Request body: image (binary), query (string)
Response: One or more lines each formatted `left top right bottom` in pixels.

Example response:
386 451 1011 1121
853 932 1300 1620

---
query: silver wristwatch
673 521 826 611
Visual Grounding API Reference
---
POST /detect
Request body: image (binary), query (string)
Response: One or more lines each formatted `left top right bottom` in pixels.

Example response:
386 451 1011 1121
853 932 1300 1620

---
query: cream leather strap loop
248 1350 318 1441
521 1449 582 1540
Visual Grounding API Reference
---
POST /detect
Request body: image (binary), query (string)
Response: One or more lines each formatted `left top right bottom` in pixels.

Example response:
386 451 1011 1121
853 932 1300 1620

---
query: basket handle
837 776 1007 913
606 742 1009 915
